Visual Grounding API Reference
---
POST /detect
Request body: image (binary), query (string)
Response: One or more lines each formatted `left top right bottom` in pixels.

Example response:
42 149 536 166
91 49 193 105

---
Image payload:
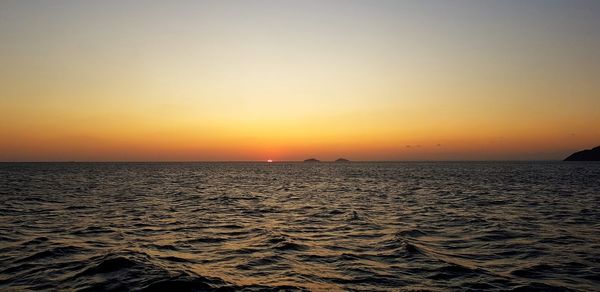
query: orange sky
1 1 599 161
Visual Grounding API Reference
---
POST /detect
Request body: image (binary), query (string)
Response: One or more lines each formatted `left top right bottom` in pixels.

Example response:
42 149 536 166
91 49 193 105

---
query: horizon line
0 159 568 163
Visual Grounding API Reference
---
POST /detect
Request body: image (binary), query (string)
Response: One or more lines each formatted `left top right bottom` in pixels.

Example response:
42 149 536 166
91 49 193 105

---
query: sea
1 162 599 291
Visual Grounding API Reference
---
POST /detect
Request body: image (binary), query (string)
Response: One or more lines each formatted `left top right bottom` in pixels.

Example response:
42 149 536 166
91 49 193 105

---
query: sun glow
0 1 599 161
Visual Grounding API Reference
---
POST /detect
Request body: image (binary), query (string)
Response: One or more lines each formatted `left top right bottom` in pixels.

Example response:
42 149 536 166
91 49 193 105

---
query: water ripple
1 162 599 291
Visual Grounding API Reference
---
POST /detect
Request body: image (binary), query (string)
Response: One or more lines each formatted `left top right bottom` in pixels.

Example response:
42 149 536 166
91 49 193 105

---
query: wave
1 162 599 291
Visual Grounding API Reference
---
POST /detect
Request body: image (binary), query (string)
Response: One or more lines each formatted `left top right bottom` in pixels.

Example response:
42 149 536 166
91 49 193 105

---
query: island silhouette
302 158 351 162
564 146 600 161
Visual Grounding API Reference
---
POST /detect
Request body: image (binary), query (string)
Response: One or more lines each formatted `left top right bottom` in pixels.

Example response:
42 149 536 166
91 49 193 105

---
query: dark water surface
1 162 599 291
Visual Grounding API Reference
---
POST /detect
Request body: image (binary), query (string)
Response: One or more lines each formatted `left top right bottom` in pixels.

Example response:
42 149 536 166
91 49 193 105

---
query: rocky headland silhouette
564 146 600 161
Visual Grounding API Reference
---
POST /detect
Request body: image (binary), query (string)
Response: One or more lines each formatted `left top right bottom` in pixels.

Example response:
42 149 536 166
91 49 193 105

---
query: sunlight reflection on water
1 162 599 291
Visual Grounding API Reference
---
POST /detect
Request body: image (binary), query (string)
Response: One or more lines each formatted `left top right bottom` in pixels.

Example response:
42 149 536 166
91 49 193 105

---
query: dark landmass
564 146 600 161
335 158 350 162
304 158 320 163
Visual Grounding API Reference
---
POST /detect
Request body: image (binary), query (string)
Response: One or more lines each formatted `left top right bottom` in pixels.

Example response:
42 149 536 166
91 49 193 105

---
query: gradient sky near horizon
1 0 599 161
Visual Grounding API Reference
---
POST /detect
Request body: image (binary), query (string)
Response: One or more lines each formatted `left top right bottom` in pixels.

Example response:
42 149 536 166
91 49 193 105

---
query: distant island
334 158 350 162
304 158 320 162
564 146 600 161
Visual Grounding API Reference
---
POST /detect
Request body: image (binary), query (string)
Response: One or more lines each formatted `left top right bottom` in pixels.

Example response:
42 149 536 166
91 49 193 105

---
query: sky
1 0 599 161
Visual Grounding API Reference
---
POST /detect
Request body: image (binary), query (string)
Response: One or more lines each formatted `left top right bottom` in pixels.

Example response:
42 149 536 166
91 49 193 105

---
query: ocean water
1 162 599 291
